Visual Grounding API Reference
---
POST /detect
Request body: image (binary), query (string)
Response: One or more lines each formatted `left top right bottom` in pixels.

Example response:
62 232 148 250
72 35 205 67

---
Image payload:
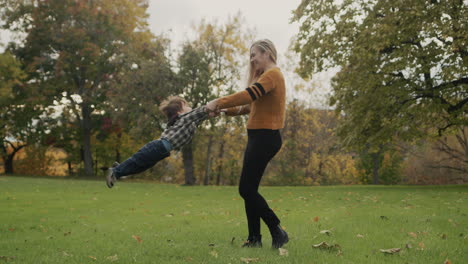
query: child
106 96 218 188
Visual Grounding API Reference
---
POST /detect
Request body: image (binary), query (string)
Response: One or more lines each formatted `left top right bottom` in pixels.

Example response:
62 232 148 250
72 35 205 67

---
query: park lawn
0 176 467 264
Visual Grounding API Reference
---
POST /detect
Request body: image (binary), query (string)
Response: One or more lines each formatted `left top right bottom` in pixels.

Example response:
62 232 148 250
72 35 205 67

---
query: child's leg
113 139 171 178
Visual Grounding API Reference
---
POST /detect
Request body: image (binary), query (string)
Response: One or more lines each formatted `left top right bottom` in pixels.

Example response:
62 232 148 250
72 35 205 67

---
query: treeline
4 99 466 185
1 0 466 185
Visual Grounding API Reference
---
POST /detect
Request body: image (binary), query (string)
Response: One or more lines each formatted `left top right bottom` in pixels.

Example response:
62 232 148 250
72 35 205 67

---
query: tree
0 51 27 173
108 37 176 141
292 0 467 150
1 0 156 176
177 14 252 185
176 42 211 185
268 99 359 185
401 125 468 177
431 126 468 174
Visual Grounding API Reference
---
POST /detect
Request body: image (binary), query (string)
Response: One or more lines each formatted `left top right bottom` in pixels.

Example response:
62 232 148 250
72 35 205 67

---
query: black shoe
241 235 262 248
106 162 120 188
270 225 289 249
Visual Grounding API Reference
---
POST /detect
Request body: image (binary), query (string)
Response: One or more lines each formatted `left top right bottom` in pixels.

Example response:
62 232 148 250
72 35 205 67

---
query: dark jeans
113 139 172 178
239 129 282 237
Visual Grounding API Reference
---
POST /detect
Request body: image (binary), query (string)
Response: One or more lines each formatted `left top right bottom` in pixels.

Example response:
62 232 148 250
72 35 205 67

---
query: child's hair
159 96 188 120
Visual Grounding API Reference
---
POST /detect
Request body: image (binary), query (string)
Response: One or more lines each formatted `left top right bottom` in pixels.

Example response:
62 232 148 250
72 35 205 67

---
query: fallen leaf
209 250 218 258
8 228 15 232
408 232 417 238
240 257 259 263
0 256 16 261
132 235 142 243
313 216 320 222
312 242 341 250
406 243 412 249
88 256 97 260
356 234 364 238
62 251 72 257
313 242 330 248
444 259 452 264
106 255 118 262
380 248 401 254
279 248 288 256
418 242 425 250
320 230 332 236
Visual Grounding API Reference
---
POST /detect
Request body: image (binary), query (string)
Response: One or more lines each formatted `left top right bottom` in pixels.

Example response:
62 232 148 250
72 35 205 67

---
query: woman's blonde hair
247 39 277 86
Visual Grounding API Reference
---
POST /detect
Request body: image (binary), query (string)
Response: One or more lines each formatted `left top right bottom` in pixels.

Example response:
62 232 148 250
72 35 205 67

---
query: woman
206 39 288 249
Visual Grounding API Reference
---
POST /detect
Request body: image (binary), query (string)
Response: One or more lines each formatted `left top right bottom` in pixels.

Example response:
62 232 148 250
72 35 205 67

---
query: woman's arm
224 104 251 116
206 69 280 112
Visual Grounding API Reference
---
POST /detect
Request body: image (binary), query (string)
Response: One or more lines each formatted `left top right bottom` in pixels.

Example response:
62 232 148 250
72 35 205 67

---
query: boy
106 96 219 188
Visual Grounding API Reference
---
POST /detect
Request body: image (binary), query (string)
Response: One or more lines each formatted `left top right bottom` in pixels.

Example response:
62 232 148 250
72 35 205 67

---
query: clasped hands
205 99 225 117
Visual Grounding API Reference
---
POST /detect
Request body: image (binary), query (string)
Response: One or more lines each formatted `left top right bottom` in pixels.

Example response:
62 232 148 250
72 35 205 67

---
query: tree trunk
81 103 94 176
203 135 214 185
1 143 25 174
216 138 225 185
116 132 122 163
115 149 121 163
4 155 14 174
371 151 381 185
67 161 73 176
318 160 324 184
182 142 196 185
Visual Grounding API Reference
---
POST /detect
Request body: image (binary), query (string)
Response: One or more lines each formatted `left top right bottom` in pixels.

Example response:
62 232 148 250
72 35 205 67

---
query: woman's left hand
205 99 219 113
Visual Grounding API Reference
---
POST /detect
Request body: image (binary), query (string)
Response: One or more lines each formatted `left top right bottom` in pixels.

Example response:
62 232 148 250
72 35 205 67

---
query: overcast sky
1 0 302 54
0 0 332 108
147 0 302 54
146 0 332 107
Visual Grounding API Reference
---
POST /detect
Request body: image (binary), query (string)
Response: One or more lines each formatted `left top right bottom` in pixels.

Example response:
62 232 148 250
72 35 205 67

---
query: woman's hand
205 99 219 113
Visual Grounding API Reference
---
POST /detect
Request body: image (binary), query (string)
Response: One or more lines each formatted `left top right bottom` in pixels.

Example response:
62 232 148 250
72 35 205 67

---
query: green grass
0 176 467 263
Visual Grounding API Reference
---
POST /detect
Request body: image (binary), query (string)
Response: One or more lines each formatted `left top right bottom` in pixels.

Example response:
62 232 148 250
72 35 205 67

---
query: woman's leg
239 130 282 239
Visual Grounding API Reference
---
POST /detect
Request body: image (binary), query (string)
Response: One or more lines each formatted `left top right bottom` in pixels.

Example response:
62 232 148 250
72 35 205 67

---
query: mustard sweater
218 67 286 130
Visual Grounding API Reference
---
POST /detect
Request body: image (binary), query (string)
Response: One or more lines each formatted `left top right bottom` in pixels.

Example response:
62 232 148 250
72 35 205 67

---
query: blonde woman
206 39 288 249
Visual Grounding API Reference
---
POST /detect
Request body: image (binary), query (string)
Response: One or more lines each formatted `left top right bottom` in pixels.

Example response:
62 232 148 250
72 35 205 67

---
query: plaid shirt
161 106 208 151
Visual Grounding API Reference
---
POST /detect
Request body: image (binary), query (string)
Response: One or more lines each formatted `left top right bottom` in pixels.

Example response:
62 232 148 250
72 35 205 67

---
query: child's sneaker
106 162 119 188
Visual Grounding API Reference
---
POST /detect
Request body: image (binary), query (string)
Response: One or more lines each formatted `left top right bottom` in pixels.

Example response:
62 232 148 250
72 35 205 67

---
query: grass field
1 176 467 263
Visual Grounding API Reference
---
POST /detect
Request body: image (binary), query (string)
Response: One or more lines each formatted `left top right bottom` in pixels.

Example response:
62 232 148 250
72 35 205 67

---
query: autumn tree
400 125 467 183
1 0 157 176
176 42 211 185
292 0 467 183
431 126 468 174
272 99 359 185
0 51 30 173
108 37 176 141
177 14 252 185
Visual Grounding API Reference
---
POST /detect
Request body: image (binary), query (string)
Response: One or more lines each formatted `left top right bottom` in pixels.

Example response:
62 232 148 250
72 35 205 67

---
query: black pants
239 129 282 237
